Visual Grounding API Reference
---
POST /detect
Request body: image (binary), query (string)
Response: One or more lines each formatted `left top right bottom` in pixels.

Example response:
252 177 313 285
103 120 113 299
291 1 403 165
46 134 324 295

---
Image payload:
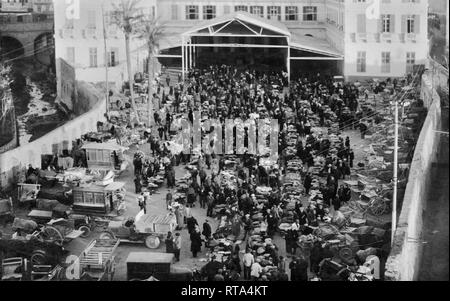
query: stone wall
0 85 106 189
385 70 443 281
56 58 77 112
0 109 18 154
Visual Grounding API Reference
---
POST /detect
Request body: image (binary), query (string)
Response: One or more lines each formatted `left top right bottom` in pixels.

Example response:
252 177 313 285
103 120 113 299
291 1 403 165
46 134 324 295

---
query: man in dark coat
186 216 198 234
134 176 142 194
202 220 212 247
190 228 202 258
303 172 312 195
295 256 309 281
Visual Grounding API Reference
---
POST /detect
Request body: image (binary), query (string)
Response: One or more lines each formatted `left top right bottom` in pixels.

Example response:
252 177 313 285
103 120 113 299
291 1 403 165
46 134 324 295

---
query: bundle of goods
297 234 316 258
146 175 165 188
255 186 272 196
286 159 303 173
247 236 278 272
259 155 277 169
173 193 186 204
219 170 238 191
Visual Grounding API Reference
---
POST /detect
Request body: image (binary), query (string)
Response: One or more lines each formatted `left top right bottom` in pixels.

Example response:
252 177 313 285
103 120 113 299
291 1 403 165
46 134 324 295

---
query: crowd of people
124 63 376 281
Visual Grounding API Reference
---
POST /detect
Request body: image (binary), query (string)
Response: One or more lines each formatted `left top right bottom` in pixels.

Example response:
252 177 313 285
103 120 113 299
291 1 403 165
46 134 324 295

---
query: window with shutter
401 15 407 33
406 15 414 33
390 15 395 33
414 15 420 33
381 15 390 33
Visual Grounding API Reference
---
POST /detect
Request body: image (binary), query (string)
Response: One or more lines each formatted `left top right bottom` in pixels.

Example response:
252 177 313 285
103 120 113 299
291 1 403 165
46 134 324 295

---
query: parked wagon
79 239 119 281
39 218 85 246
72 182 126 217
1 257 62 281
100 212 177 249
81 142 128 173
0 236 65 266
17 184 41 208
0 198 14 225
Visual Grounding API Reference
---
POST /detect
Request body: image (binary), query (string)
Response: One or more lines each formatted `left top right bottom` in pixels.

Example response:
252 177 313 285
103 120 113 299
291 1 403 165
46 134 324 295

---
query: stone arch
34 32 54 65
0 36 24 60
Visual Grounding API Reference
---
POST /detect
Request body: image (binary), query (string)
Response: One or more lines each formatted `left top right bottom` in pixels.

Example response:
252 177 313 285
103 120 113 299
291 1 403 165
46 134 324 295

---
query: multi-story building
156 0 428 80
53 0 156 88
0 0 52 13
0 0 33 12
32 0 53 14
53 0 429 84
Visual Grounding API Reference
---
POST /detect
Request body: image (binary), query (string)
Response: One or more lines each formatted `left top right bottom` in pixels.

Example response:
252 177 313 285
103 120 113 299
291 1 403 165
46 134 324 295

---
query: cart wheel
99 232 116 240
31 250 48 265
78 225 91 238
369 200 387 216
145 236 160 249
42 226 64 246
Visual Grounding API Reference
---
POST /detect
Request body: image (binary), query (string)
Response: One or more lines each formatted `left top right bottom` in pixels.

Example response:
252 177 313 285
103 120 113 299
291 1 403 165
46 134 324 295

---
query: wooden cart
39 218 85 246
81 142 128 173
79 239 119 281
17 183 41 207
72 182 126 217
100 213 177 249
0 198 14 225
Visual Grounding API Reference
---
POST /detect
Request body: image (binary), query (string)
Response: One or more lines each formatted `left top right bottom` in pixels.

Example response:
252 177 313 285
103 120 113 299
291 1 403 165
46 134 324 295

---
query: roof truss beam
235 19 260 36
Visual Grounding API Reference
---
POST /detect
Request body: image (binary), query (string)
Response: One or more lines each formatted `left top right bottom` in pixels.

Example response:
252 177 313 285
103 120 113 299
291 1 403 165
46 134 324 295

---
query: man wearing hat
173 232 181 262
241 214 252 240
202 219 212 247
206 192 215 217
137 195 146 214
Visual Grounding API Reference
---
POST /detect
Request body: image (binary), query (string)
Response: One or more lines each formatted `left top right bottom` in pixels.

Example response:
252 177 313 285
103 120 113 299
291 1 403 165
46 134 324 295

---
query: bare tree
136 16 164 127
110 0 143 124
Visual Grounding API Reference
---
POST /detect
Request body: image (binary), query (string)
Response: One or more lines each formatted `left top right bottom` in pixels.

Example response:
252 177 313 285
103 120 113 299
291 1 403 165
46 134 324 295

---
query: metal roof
290 32 343 58
182 11 291 37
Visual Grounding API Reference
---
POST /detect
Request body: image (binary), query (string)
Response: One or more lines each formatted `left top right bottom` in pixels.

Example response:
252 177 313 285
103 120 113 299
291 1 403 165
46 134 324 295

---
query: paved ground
60 127 371 281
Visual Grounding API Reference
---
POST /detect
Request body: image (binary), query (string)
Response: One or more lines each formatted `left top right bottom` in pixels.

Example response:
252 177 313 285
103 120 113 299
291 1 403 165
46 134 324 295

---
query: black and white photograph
0 0 448 289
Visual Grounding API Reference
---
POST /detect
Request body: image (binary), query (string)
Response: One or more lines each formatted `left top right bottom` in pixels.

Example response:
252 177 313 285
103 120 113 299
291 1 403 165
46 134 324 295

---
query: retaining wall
0 84 106 189
385 70 443 281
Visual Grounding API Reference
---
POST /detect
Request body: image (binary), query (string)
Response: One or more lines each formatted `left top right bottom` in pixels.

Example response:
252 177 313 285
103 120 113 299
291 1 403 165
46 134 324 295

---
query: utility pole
101 2 110 117
392 97 399 245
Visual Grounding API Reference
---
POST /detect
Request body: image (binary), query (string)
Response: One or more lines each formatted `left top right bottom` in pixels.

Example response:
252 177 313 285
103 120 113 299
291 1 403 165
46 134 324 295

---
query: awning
158 35 182 52
183 11 291 37
290 33 343 58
